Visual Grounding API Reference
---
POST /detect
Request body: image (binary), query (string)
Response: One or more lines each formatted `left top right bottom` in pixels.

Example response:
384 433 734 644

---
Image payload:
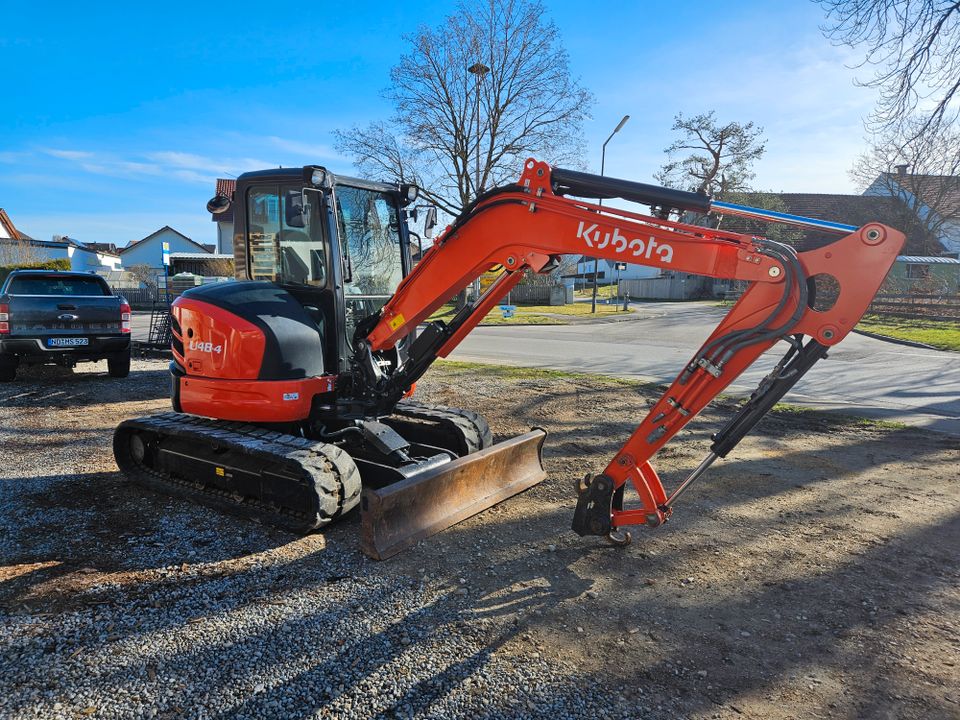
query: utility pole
592 114 630 313
468 61 490 303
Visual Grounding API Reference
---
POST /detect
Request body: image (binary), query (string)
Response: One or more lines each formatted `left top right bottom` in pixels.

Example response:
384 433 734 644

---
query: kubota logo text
576 222 674 263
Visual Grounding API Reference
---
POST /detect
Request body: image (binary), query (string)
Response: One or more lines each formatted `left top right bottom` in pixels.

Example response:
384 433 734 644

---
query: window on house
906 264 931 279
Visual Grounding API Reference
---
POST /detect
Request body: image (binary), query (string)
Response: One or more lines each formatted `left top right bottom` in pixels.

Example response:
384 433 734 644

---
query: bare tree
713 192 805 247
819 0 960 140
335 0 593 217
655 112 766 197
127 263 159 291
851 117 960 253
205 257 236 279
0 238 43 266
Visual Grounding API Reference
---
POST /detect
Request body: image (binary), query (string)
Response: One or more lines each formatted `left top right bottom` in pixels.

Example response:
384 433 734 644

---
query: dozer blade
360 428 547 560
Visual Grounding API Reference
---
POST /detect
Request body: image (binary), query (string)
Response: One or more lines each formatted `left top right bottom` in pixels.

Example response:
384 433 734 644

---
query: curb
852 328 938 350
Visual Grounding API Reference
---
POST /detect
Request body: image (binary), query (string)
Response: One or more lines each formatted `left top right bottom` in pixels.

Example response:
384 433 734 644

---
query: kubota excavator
113 158 904 559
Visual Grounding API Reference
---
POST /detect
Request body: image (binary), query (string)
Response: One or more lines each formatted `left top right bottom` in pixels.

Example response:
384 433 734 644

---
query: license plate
47 337 89 347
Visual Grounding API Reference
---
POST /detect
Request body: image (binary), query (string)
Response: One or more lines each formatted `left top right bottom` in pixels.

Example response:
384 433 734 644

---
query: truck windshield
7 275 110 296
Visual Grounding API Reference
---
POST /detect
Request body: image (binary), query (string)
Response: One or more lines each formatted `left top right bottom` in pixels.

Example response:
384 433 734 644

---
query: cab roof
235 167 402 195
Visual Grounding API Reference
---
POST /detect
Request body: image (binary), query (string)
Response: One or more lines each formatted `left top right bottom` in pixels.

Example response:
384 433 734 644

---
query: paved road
133 306 960 434
451 302 960 435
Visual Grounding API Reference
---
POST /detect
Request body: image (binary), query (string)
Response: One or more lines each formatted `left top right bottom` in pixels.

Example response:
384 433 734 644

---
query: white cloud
43 148 95 161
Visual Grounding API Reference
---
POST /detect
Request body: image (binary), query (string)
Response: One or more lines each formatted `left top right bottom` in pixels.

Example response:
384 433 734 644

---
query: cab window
246 185 327 286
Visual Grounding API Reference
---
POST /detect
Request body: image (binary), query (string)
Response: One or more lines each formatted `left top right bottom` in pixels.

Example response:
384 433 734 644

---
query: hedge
0 258 73 286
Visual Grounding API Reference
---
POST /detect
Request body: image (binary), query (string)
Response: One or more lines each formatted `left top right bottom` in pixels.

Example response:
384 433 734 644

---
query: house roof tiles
211 179 236 222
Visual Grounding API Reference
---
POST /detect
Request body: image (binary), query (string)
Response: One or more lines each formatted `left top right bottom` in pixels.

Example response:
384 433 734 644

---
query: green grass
573 285 620 300
433 359 656 388
856 314 960 352
428 301 632 326
770 402 909 430
433 360 910 431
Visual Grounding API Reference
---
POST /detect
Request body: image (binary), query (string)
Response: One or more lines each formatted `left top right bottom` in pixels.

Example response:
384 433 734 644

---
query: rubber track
390 401 494 454
114 413 361 533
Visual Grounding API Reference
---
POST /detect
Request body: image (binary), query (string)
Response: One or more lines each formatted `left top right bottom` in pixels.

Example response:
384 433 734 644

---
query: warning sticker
387 313 405 331
215 467 225 477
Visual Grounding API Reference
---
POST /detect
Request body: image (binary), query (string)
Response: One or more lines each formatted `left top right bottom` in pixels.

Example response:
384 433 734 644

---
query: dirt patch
1 358 958 719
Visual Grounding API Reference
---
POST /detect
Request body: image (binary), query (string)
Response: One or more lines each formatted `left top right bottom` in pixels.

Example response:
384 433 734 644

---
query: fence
620 276 712 301
867 294 960 321
111 287 160 308
508 285 573 305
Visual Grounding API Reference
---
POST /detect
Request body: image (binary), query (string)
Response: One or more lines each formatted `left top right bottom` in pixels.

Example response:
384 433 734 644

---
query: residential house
864 167 960 256
119 226 214 282
564 256 658 289
1 208 122 272
0 209 21 242
887 255 960 294
211 178 236 255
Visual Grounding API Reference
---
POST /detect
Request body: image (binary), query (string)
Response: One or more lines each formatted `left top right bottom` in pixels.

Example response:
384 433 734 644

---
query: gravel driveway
1 359 957 719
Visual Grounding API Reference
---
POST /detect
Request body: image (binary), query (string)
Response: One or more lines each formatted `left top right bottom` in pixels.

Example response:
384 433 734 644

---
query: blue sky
1 1 878 247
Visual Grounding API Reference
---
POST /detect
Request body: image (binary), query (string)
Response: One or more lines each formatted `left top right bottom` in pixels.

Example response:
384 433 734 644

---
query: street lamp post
468 61 490 303
591 114 630 313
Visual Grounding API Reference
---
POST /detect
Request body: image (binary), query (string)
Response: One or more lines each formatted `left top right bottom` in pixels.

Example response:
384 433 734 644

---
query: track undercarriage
113 401 546 557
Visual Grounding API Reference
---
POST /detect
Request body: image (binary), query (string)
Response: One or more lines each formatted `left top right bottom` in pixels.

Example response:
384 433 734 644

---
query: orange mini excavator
114 159 904 558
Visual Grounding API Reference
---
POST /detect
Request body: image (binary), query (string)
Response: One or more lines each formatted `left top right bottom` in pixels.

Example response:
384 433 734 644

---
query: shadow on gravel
0 469 292 610
567 510 960 719
0 364 170 409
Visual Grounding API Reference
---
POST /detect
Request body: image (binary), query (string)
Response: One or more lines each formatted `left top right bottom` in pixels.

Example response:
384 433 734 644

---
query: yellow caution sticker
388 313 405 331
215 467 225 477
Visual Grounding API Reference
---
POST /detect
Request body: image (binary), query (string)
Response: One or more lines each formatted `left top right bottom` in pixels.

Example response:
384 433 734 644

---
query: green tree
655 111 766 198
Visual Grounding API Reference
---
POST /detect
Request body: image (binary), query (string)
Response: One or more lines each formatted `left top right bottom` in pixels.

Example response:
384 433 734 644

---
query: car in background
0 270 132 382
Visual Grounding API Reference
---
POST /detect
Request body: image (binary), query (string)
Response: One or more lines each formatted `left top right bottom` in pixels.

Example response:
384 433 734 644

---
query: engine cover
172 281 325 381
169 281 333 423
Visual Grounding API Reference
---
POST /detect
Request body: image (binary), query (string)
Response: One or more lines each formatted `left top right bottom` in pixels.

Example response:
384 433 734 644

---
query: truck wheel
108 350 131 378
0 355 16 382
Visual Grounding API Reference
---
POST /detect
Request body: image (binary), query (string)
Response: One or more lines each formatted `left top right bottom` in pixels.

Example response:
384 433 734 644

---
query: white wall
216 221 234 255
68 247 122 272
569 258 659 285
121 228 206 271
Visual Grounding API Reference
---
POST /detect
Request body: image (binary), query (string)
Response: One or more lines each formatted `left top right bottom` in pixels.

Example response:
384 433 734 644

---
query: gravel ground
1 359 958 719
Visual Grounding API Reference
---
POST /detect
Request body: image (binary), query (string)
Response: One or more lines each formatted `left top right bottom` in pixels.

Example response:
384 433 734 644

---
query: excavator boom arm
357 159 905 538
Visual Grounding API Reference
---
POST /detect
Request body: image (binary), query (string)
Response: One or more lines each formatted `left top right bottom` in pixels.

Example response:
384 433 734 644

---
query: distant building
564 256 658 288
0 209 22 241
887 255 960 294
168 252 234 277
119 226 213 278
211 178 236 255
864 167 960 256
0 209 121 271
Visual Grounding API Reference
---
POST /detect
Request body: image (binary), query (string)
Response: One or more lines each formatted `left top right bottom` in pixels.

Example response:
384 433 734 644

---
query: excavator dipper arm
356 158 905 541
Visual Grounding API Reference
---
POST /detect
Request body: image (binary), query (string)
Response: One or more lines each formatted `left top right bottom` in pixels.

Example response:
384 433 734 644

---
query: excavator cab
223 168 414 374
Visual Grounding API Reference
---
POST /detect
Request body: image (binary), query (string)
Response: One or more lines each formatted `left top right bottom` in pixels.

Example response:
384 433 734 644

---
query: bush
0 258 73 285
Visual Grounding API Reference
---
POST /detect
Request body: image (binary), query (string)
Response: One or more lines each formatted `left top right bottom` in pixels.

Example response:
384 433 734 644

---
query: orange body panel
172 297 266 379
178 374 336 423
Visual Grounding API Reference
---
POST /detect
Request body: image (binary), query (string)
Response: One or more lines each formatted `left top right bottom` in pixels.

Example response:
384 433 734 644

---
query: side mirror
423 207 438 238
207 195 232 215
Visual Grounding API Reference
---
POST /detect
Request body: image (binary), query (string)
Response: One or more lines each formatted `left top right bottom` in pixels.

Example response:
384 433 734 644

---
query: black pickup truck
0 270 132 381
